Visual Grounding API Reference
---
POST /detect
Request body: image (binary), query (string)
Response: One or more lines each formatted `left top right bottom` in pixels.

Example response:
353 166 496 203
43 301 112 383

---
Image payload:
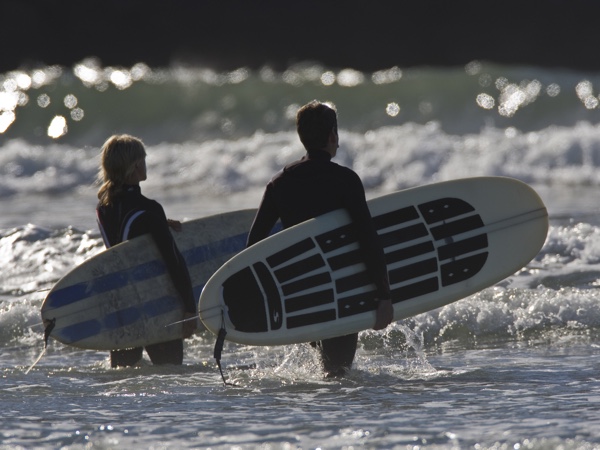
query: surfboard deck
199 177 548 346
41 209 257 350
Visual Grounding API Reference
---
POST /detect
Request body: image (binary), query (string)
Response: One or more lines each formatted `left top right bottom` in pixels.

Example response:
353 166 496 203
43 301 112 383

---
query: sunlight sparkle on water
109 69 133 90
47 115 67 138
37 94 50 108
476 93 495 110
336 68 364 87
71 108 84 121
497 79 542 117
546 83 561 97
74 60 102 86
0 111 15 133
372 66 402 84
576 80 600 109
0 91 19 111
386 102 401 117
320 71 336 86
64 94 78 109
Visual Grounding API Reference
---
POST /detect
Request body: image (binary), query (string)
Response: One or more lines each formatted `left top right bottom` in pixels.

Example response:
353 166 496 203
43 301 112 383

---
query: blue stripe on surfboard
59 319 102 342
181 232 249 266
104 306 141 329
184 232 251 301
46 232 251 310
46 259 166 309
59 295 179 343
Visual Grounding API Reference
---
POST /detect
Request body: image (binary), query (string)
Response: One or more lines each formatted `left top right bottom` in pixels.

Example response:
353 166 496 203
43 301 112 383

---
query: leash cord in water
213 313 236 387
25 318 56 375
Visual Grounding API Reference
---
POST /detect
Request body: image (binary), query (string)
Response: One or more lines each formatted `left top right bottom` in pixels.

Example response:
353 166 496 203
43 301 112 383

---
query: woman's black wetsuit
97 185 195 367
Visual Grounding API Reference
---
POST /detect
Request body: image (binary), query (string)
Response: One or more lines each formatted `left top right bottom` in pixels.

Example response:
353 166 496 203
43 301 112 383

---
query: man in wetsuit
246 100 393 377
97 134 196 367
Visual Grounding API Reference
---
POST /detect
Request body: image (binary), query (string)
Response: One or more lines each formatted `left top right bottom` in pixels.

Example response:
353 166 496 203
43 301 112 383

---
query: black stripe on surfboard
335 270 372 294
372 205 420 230
327 249 363 271
378 223 429 248
267 197 482 269
285 289 335 313
389 258 439 285
287 309 337 329
338 277 440 318
331 235 487 296
320 210 483 274
267 238 315 268
330 241 488 306
418 198 476 224
338 291 378 317
313 212 426 257
327 240 436 272
336 276 440 318
273 253 326 284
313 199 481 262
329 233 488 300
441 252 488 286
430 215 485 241
253 262 283 330
385 241 436 264
437 234 488 261
322 223 429 271
314 224 357 253
322 211 487 292
391 277 440 302
281 272 332 296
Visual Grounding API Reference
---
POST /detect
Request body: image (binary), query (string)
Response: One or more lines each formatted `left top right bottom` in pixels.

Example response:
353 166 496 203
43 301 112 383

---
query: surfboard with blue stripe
41 209 257 350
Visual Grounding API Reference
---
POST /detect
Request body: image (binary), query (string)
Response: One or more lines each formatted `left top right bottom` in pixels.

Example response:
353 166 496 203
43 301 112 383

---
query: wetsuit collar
123 184 141 193
306 150 332 161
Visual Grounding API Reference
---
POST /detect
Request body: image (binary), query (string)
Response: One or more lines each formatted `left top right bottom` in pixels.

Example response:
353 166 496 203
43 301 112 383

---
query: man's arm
247 184 280 247
343 172 393 329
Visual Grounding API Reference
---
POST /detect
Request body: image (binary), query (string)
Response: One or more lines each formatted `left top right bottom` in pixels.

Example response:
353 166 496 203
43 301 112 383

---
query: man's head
296 100 338 152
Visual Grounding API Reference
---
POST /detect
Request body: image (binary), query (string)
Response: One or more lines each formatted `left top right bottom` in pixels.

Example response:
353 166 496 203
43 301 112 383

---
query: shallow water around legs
2 330 600 449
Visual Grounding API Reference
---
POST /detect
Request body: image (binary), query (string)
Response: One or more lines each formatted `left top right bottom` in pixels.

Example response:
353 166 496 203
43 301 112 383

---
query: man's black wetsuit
247 150 390 376
97 185 196 367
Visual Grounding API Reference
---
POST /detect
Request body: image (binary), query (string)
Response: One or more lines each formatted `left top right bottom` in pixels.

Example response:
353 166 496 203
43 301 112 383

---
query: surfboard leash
213 312 236 387
25 318 56 375
43 318 56 347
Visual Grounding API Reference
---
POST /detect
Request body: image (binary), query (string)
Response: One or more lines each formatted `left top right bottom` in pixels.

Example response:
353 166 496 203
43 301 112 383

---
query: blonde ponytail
97 134 146 206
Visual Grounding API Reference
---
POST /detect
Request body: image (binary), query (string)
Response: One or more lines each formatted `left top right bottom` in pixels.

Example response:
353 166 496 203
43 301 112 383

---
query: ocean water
2 59 600 449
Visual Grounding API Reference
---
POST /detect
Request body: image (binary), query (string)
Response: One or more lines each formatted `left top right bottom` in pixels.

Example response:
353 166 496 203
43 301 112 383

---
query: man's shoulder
330 161 361 181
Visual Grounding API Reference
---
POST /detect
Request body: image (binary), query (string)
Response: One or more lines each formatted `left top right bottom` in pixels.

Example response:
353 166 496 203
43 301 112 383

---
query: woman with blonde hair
97 134 196 367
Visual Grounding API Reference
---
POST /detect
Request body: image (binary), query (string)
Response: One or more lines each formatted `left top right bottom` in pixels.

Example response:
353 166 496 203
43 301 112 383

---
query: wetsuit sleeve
246 183 280 247
137 207 197 314
343 171 391 300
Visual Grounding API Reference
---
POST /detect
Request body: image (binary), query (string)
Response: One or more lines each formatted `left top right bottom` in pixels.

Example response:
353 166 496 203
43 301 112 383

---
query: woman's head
97 134 147 206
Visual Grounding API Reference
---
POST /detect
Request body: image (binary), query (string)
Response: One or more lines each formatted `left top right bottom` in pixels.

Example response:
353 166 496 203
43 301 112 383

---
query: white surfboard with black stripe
199 177 548 346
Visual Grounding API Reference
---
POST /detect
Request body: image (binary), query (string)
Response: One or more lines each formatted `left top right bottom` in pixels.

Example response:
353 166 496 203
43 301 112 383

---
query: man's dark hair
296 100 338 151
